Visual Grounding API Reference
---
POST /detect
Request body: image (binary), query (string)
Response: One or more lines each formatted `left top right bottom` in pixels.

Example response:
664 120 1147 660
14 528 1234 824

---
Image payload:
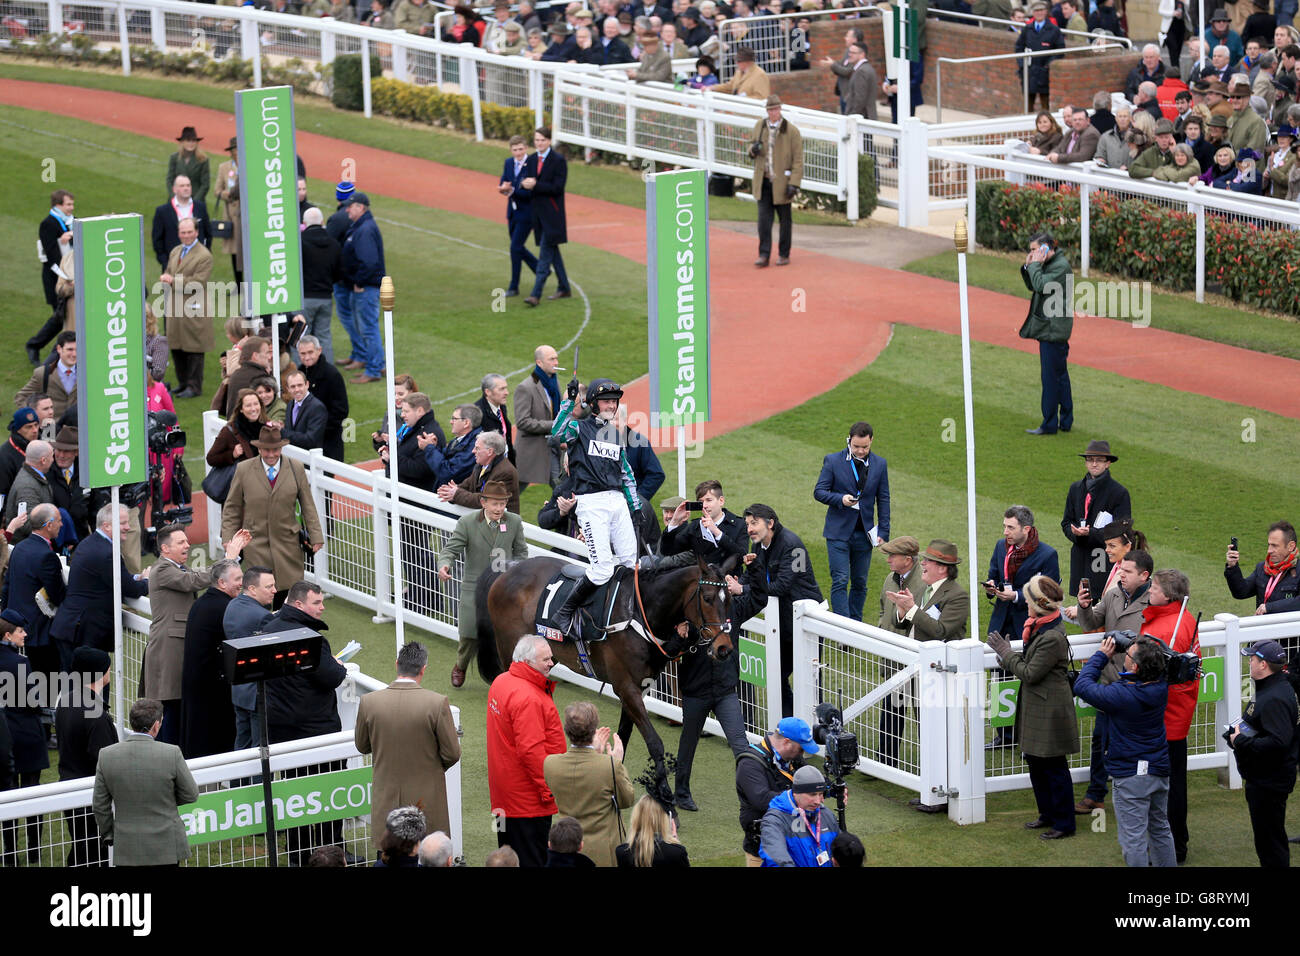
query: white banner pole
956 220 979 639
381 277 404 654
111 486 125 736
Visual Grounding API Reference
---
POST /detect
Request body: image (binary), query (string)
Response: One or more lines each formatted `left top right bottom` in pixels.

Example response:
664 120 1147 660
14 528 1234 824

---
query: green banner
181 766 373 846
646 168 710 428
990 660 1221 727
73 215 148 487
235 85 302 317
738 636 766 688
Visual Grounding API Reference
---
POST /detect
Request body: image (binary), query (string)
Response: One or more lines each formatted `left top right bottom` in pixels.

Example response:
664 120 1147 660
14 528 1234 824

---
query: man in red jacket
486 635 566 867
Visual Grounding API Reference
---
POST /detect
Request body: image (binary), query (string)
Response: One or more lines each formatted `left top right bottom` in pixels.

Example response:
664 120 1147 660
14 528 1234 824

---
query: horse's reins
630 566 731 661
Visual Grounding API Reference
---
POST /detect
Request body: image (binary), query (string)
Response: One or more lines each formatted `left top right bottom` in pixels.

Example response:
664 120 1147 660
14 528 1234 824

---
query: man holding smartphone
1020 232 1074 436
814 422 890 623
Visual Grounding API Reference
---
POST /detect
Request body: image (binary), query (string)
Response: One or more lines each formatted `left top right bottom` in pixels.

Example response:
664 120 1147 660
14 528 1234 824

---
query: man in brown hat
49 425 88 541
1205 78 1236 119
746 94 802 267
1206 111 1232 147
884 540 970 643
711 45 772 99
877 536 924 768
1130 118 1179 177
1060 440 1131 599
166 126 210 208
1227 80 1270 151
221 426 323 608
437 480 528 687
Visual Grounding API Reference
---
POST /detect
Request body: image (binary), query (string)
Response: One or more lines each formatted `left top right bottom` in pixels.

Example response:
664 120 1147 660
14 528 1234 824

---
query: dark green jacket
1019 250 1073 343
166 150 211 207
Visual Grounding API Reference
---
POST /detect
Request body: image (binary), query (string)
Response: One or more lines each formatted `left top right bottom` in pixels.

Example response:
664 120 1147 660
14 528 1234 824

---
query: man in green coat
1227 81 1270 153
1020 232 1074 436
438 480 529 688
1129 118 1179 178
166 127 210 208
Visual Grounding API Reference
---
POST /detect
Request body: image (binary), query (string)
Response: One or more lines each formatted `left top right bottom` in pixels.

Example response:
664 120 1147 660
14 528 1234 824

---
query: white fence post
965 161 976 245
392 42 407 83
1193 192 1206 303
1080 180 1090 278
946 639 987 824
308 448 328 577
370 472 393 623
763 596 783 730
466 55 484 141
790 600 819 722
898 117 929 227
361 38 372 118
916 639 948 809
321 29 335 66
841 115 859 222
201 409 223 559
240 18 260 86
150 6 165 49
1217 613 1244 789
118 2 131 76
49 0 63 35
529 69 543 127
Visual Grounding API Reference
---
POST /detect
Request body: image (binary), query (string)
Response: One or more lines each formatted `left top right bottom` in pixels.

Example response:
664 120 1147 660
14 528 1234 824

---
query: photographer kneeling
1073 634 1176 867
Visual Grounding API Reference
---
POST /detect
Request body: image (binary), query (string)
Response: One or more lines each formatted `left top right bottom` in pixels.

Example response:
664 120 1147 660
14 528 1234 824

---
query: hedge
331 53 382 111
975 180 1300 316
370 76 536 140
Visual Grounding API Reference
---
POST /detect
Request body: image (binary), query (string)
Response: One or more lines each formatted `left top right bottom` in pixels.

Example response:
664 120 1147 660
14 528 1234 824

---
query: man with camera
1229 640 1300 868
1225 520 1300 614
735 717 817 866
759 764 840 867
1072 632 1176 867
747 95 802 267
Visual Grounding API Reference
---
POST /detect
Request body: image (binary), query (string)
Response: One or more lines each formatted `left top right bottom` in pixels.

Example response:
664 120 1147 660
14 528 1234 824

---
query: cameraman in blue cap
735 716 819 866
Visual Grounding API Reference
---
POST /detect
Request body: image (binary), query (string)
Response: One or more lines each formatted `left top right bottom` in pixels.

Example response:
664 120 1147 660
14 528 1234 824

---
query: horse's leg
616 679 673 807
617 707 634 753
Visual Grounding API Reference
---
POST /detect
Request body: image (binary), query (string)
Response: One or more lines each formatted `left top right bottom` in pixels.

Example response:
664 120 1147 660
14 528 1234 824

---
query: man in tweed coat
92 698 199 867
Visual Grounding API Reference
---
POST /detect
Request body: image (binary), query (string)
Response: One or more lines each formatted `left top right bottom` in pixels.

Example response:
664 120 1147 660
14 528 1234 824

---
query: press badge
1136 760 1148 776
816 849 830 866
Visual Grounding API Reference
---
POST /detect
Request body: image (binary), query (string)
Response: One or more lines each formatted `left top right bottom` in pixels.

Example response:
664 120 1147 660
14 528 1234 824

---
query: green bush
332 53 382 111
974 180 1300 315
857 152 878 220
370 76 534 139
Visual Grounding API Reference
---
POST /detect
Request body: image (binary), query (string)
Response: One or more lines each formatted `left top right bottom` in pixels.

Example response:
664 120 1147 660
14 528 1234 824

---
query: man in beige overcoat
544 701 634 867
355 640 461 848
747 96 803 267
160 216 215 399
220 426 323 607
142 523 249 744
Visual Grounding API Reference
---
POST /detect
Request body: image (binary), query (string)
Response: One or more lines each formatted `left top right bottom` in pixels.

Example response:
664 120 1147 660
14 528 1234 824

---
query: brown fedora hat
923 539 961 566
1204 79 1229 96
480 480 511 501
1078 439 1118 462
53 425 78 452
1228 81 1254 97
251 425 290 449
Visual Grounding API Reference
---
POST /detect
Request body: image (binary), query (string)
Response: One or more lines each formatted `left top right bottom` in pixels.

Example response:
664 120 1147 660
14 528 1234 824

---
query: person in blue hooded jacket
1073 634 1175 867
759 765 841 867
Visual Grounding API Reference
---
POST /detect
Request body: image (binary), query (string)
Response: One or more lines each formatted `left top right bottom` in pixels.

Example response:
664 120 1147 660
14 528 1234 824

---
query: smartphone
684 501 703 512
1230 536 1239 551
17 501 27 517
983 579 997 591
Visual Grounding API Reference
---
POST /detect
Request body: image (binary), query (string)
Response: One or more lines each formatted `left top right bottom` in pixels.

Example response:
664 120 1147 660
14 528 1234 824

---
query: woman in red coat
1141 568 1199 864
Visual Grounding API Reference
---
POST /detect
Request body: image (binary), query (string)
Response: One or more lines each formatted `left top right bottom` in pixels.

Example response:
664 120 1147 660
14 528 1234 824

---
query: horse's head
684 555 734 660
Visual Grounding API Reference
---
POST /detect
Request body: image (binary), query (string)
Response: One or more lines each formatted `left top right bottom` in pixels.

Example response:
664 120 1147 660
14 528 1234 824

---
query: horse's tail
476 568 506 685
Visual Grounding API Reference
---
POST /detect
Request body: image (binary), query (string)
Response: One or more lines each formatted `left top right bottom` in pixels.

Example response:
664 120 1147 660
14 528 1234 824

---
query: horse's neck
638 567 691 634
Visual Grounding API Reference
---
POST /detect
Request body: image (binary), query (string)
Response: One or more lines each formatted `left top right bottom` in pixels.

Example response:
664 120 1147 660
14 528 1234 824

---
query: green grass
8 95 1300 866
0 61 846 225
904 248 1300 361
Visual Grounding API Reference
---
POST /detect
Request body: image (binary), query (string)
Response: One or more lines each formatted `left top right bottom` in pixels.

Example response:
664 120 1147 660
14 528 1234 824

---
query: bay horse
476 554 736 806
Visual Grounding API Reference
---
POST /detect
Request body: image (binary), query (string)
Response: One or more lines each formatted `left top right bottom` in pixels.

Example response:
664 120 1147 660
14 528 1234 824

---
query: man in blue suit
499 135 539 297
521 126 572 307
2 503 67 704
984 504 1061 748
813 421 890 622
984 504 1062 640
49 504 150 671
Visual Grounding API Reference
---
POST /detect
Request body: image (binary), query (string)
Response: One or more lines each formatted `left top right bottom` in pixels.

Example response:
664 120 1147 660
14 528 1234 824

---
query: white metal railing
928 144 1300 299
201 409 785 741
792 595 1300 825
0 612 465 866
712 5 884 80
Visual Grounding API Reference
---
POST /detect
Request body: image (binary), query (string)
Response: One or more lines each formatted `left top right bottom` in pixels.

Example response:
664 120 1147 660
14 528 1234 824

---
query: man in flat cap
876 536 924 767
746 94 802 267
883 539 970 643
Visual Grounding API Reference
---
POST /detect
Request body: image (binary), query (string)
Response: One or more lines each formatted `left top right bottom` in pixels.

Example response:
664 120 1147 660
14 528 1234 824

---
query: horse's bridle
689 577 732 647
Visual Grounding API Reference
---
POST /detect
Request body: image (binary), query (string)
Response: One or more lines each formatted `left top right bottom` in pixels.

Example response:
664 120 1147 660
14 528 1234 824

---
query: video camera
120 410 192 553
811 702 858 828
1106 629 1202 685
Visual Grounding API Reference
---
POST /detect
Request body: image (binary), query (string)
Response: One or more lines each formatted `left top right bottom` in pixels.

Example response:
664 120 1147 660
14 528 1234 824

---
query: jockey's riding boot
552 576 598 635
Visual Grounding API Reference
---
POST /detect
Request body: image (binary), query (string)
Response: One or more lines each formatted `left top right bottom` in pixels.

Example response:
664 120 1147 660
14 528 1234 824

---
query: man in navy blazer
813 422 890 622
2 504 67 680
984 504 1062 639
150 175 211 269
274 369 329 451
521 126 572 306
500 135 539 296
50 504 150 670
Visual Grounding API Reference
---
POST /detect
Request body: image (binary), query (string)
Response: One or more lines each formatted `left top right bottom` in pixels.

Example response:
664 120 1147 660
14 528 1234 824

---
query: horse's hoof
450 667 465 688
